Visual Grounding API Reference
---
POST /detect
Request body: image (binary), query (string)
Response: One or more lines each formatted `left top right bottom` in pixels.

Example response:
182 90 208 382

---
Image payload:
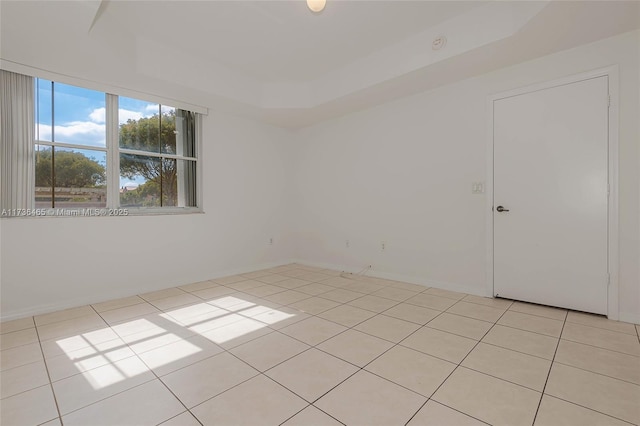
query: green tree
119 110 178 206
120 180 163 207
35 148 105 187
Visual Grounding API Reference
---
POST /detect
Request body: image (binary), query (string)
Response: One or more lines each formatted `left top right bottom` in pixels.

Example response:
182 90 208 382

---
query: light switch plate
472 182 485 194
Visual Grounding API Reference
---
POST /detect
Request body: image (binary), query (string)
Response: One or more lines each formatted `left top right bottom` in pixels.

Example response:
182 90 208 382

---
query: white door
493 76 609 315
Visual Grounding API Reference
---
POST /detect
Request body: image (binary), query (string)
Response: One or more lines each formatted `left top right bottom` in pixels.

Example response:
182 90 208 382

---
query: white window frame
32 80 203 216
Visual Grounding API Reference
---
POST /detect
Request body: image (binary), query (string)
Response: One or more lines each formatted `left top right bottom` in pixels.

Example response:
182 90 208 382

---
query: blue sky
36 79 174 188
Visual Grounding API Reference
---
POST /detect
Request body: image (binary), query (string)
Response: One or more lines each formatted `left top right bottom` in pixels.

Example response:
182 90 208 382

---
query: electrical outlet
381 241 386 251
269 237 274 245
346 239 350 248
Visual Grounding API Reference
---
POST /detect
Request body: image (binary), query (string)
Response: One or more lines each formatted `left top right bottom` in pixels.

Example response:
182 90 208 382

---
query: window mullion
118 148 196 161
106 94 120 209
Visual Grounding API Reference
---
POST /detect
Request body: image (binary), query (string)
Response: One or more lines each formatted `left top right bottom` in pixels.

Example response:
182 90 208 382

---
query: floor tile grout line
55 376 158 420
460 294 515 309
558 335 640 358
551 359 640 387
31 315 65 426
502 309 566 325
139 287 334 421
251 291 456 412
323 305 476 426
177 332 338 421
432 308 498 325
0 356 48 378
279 404 347 426
177 365 259 414
405 303 524 426
490 321 564 340
415 400 492 426
33 307 100 328
563 320 640 337
0 324 37 336
266 335 398 423
448 364 547 394
158 410 199 426
508 307 568 321
275 291 419 351
138 286 190 303
259 368 355 422
149 282 582 346
531 310 568 425
393 342 470 367
420 323 492 342
475 339 555 362
46 306 187 426
88 304 205 426
275 404 314 426
92 299 147 315
539 394 638 425
360 364 450 400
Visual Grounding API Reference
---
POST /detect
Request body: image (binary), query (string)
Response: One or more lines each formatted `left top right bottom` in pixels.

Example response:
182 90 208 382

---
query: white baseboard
618 312 640 325
290 259 485 297
0 259 295 322
6 256 636 325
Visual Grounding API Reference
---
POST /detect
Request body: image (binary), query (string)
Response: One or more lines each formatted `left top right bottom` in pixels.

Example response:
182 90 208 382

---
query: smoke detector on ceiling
432 35 447 51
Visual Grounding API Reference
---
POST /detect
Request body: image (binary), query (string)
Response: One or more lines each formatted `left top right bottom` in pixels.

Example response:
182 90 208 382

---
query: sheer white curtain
0 70 35 210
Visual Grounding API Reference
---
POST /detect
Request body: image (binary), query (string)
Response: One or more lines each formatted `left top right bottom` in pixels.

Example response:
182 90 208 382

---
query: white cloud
145 104 160 114
118 109 144 125
36 122 106 148
56 121 105 137
90 107 160 125
143 104 174 115
89 107 106 123
36 104 164 148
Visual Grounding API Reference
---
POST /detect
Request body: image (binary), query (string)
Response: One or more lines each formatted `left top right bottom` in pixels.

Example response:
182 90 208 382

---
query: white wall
0 112 296 319
292 31 640 323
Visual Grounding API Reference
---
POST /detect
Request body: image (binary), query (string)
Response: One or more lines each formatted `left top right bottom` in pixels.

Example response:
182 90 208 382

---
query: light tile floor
1 263 639 426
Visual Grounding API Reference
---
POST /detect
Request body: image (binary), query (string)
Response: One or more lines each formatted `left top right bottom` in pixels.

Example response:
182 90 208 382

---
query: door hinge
608 94 611 108
607 273 610 287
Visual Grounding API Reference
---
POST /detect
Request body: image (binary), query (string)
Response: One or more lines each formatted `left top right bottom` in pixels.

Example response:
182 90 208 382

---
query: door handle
496 206 510 212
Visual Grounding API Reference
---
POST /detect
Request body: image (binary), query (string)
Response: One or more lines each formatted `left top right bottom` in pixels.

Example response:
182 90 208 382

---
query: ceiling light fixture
307 0 326 13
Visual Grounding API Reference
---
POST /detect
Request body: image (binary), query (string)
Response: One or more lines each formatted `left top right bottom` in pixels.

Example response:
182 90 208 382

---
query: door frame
485 66 619 319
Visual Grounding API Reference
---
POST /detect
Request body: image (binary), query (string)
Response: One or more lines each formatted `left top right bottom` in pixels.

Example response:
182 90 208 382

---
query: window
118 98 197 208
35 80 107 208
32 78 199 213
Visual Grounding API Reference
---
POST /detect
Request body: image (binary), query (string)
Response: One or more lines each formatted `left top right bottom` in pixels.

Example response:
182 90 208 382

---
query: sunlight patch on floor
56 296 297 390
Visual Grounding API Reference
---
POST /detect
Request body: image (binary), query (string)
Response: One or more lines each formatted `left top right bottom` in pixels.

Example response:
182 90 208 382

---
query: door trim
485 66 619 319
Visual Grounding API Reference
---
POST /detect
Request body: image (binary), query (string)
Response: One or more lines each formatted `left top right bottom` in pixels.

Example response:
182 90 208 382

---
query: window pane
160 105 177 155
35 145 53 207
119 155 196 208
35 79 52 142
119 97 160 153
54 148 107 208
53 82 106 147
161 157 177 206
119 154 162 207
